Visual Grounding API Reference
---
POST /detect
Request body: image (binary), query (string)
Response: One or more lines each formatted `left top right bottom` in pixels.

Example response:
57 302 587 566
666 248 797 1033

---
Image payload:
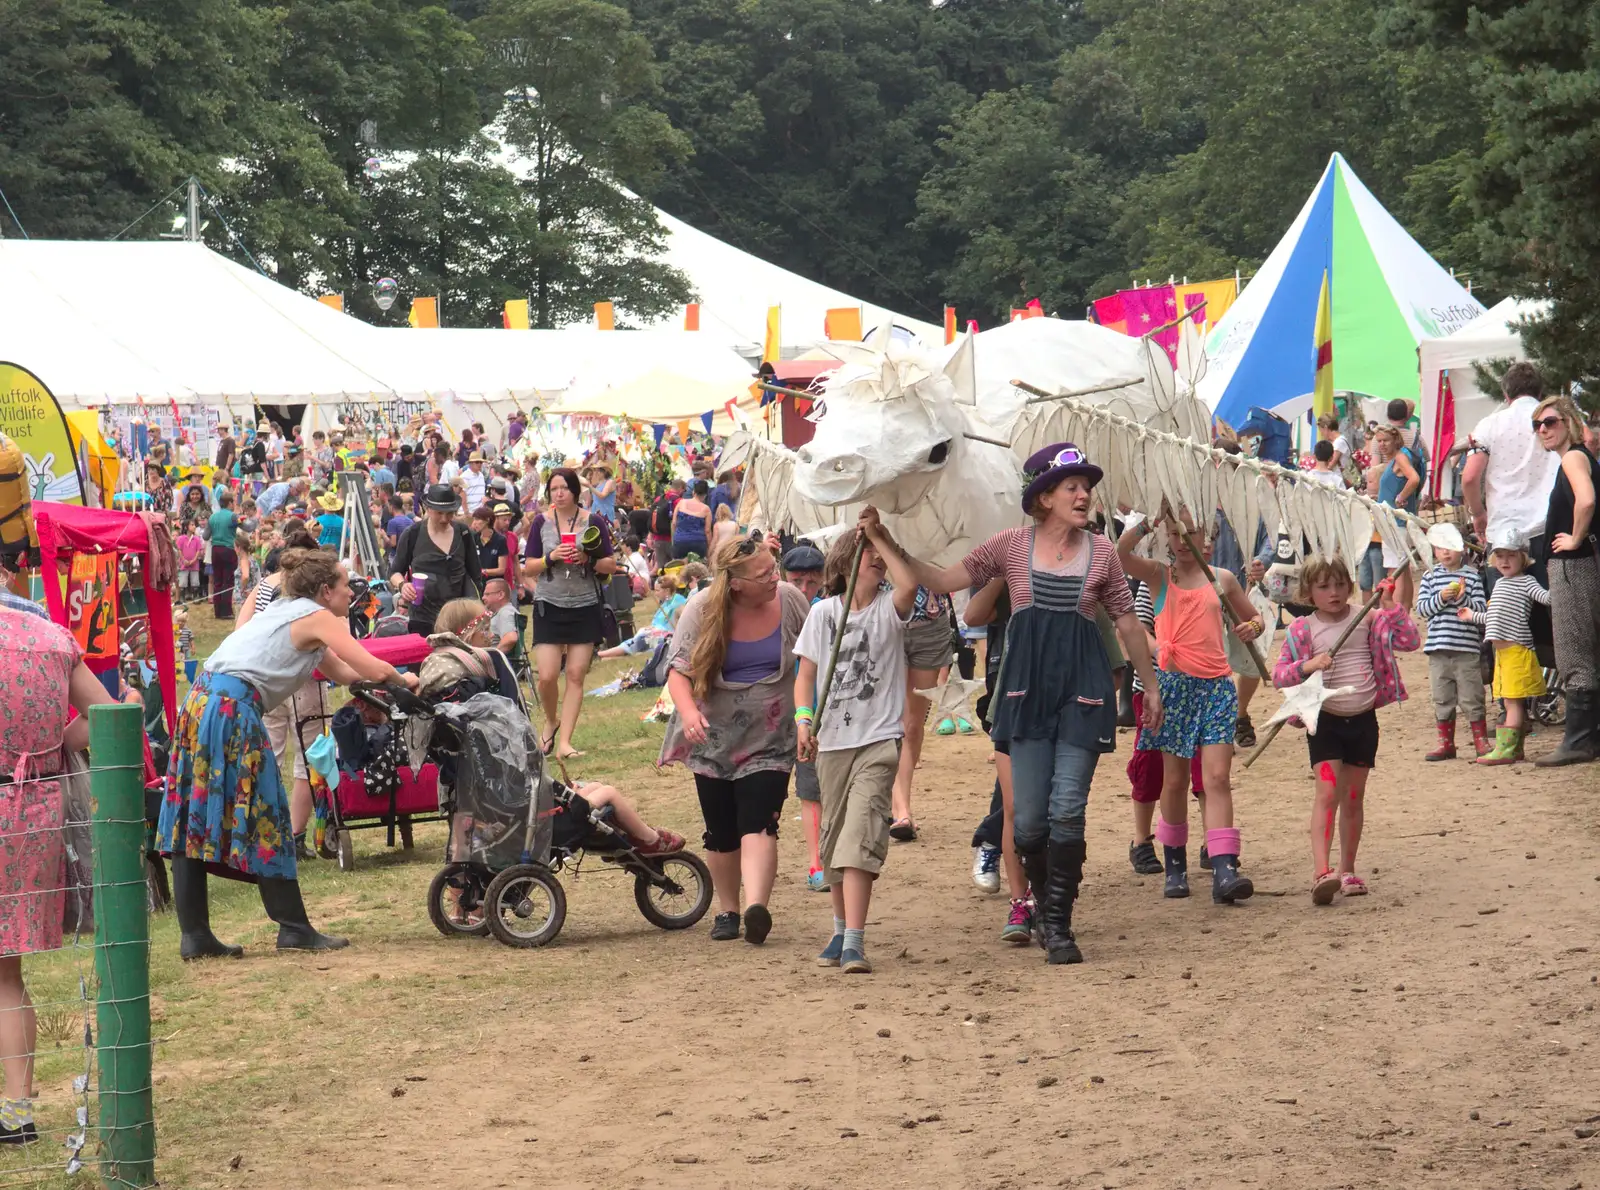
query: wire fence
1 706 154 1187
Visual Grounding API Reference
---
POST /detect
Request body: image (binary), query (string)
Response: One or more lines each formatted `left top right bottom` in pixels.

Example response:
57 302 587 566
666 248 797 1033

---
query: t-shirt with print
793 587 909 753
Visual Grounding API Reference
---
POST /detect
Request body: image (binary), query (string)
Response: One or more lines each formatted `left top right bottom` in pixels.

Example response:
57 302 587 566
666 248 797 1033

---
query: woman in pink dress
0 604 118 1145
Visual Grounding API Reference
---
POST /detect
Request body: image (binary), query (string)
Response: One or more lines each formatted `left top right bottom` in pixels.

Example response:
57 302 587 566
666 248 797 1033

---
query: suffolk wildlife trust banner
0 362 86 505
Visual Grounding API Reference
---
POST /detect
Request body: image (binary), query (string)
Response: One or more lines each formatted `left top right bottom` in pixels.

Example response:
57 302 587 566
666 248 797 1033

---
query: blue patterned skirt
157 670 295 881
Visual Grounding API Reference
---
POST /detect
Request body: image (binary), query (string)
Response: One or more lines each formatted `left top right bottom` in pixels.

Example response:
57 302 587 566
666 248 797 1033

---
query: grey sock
842 927 865 954
832 916 846 937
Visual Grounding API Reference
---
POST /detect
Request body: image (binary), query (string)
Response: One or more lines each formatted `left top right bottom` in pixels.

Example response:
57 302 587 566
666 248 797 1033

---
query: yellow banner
0 362 86 505
1174 279 1237 329
764 306 783 361
408 297 439 328
595 301 616 331
823 306 860 342
503 299 530 329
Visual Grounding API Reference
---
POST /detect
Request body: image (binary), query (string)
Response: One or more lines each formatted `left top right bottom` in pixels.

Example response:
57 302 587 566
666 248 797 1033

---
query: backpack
640 636 673 688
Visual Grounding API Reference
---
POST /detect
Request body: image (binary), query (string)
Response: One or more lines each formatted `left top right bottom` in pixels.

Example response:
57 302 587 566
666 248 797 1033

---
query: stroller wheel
427 863 491 938
634 851 714 931
483 865 566 948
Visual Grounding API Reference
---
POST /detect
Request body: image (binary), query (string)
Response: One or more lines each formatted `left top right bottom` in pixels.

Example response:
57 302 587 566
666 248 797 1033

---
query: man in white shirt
1462 362 1561 558
461 452 488 512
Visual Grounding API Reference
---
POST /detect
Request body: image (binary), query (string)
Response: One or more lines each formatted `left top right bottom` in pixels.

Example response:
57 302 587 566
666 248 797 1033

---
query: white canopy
1418 296 1547 452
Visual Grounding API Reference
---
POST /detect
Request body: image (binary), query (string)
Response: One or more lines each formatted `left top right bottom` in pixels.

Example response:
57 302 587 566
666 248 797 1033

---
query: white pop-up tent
1417 296 1547 454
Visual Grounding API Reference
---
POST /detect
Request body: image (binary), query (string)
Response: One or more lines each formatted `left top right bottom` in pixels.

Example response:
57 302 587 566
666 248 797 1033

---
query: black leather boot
1535 689 1598 766
1116 668 1136 728
1017 847 1049 947
1042 840 1086 965
1162 845 1189 898
258 877 350 951
171 856 243 961
1210 853 1255 904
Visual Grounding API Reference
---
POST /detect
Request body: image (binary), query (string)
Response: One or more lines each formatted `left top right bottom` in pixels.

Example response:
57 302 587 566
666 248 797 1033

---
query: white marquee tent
1417 296 1547 453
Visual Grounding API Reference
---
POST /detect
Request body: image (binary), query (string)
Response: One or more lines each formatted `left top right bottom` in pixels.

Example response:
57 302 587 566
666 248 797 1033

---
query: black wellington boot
258 877 350 951
1210 853 1255 904
1162 845 1189 899
1042 840 1086 965
171 856 243 961
1535 689 1599 767
1116 668 1137 729
1017 848 1049 948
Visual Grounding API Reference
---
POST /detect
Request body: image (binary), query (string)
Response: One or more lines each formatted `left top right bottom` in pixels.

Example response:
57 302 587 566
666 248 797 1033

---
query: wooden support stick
1013 377 1143 404
814 532 866 733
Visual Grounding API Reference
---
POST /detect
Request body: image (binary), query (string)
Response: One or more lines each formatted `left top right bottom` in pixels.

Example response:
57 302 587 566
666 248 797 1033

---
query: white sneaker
971 844 1001 893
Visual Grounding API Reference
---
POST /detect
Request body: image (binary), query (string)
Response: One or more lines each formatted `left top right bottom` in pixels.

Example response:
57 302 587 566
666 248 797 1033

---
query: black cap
782 545 825 573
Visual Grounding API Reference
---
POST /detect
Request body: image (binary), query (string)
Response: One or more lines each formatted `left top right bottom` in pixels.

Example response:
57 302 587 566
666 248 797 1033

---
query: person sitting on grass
599 574 686 658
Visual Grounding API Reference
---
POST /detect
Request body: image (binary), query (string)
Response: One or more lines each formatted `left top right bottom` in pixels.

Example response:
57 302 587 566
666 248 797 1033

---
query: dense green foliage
0 0 1590 384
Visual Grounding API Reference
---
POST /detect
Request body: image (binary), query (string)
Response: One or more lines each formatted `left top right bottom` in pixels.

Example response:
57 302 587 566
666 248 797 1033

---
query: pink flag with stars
1116 284 1183 365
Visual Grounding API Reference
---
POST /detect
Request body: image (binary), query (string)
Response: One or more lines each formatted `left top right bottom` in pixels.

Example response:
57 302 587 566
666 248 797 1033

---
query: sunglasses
1531 415 1564 432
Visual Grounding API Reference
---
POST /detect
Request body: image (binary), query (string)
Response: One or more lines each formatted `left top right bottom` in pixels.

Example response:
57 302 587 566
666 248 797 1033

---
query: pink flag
1092 293 1126 334
1118 284 1180 365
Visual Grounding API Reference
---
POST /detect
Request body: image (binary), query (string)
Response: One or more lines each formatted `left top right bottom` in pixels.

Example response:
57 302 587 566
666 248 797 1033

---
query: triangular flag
1025 299 1044 317
684 303 700 331
943 306 957 345
762 306 781 363
408 296 439 328
317 294 344 312
966 319 979 334
823 307 861 341
676 419 691 443
700 411 714 434
1313 268 1334 421
503 299 530 329
651 424 667 449
1009 308 1027 322
595 301 615 330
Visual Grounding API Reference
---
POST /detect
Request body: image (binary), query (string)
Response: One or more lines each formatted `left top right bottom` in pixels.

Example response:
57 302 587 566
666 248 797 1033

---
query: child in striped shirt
1414 524 1488 759
1459 529 1550 765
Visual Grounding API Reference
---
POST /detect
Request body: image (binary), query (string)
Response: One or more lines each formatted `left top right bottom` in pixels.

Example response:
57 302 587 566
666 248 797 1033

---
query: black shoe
1535 688 1598 767
170 856 243 961
1116 668 1137 729
1234 715 1257 749
1129 838 1162 875
1199 843 1212 871
295 831 315 862
1211 854 1254 904
709 911 741 941
743 903 772 945
1162 845 1189 898
258 877 350 951
1041 840 1087 965
0 1120 38 1145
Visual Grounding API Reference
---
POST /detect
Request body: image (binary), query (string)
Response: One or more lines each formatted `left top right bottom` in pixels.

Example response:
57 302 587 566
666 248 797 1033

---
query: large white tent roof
1417 296 1547 450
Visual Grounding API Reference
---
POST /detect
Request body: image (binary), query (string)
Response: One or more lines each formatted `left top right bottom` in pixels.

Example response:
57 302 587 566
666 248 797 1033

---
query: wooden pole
1241 564 1409 769
814 532 866 733
1014 377 1143 405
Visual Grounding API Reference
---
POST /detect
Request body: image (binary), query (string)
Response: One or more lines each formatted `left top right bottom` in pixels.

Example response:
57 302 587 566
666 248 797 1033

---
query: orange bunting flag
317 294 344 312
684 303 701 331
1009 308 1027 322
503 299 530 329
675 419 691 443
943 306 957 344
823 306 861 342
595 301 615 330
762 306 781 363
407 297 439 328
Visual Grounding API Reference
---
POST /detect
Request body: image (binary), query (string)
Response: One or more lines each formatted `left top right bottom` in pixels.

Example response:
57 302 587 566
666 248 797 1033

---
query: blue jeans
1007 735 1100 849
1358 542 1386 592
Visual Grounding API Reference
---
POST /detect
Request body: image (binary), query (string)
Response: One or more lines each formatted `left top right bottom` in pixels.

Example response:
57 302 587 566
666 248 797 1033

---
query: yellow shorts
1491 644 1546 700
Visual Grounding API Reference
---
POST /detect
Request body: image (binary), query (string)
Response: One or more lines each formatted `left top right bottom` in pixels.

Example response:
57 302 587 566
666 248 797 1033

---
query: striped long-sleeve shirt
1415 566 1486 653
1465 573 1550 649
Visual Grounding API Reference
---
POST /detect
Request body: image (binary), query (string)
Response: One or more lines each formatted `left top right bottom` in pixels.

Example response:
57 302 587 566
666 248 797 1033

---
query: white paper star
914 678 986 722
1262 672 1359 735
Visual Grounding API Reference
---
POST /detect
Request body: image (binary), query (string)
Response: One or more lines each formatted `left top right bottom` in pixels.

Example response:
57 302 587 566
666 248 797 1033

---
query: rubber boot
1042 839 1086 965
1477 726 1524 766
1426 718 1457 762
258 877 350 951
171 856 243 961
1162 846 1189 899
1535 689 1598 767
1210 853 1255 904
1469 719 1492 757
1017 848 1049 948
1116 668 1136 729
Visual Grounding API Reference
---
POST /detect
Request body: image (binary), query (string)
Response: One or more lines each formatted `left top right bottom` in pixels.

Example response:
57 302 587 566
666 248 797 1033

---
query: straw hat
317 491 344 512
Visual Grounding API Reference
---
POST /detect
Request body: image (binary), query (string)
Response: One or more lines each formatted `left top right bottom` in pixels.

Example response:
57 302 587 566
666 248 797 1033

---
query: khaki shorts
262 680 327 783
816 738 899 883
903 615 952 671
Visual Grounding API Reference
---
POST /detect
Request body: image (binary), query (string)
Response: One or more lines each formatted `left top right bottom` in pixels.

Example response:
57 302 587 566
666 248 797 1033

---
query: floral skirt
0 777 65 956
157 671 295 882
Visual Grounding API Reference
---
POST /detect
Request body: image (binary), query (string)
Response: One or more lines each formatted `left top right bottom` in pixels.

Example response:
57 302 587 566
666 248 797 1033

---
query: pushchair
348 675 712 949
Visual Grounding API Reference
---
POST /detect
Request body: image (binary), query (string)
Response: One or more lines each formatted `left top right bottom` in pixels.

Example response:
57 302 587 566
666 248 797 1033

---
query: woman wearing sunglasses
855 443 1161 966
658 536 813 945
1532 395 1600 765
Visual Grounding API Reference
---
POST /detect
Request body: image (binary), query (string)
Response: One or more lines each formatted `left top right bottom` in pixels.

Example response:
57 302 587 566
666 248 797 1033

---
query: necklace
1043 525 1076 564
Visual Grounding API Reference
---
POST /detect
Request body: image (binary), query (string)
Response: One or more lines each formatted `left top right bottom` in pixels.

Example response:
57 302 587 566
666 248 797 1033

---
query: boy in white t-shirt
794 520 916 975
1305 439 1347 488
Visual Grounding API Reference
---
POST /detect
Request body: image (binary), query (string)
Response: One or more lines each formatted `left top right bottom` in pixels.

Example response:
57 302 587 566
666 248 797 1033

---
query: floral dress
0 611 78 956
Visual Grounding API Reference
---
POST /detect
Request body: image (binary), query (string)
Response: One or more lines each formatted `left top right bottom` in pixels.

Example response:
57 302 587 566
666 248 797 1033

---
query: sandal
889 818 917 842
955 717 974 734
636 827 685 856
1340 873 1368 897
1311 869 1341 906
539 728 557 755
935 718 956 736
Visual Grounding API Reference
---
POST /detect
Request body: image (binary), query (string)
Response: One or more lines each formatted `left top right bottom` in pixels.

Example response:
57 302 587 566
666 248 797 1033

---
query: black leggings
693 770 789 852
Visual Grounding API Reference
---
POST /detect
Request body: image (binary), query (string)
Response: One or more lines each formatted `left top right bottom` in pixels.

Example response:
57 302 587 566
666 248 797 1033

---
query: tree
472 0 693 326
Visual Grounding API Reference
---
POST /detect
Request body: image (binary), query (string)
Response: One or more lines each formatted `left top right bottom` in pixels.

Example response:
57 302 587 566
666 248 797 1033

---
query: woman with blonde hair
659 536 811 944
1532 394 1600 765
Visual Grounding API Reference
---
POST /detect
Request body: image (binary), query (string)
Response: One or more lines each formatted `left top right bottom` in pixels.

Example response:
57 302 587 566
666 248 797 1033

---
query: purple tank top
722 626 781 684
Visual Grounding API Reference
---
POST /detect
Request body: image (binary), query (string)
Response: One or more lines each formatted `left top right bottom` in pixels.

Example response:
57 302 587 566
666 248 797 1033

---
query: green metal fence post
89 703 155 1187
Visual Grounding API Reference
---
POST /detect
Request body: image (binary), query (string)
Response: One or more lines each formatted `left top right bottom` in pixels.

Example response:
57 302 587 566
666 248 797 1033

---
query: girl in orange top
1117 513 1264 904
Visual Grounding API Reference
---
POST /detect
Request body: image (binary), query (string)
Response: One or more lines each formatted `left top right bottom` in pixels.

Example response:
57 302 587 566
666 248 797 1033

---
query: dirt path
170 653 1600 1189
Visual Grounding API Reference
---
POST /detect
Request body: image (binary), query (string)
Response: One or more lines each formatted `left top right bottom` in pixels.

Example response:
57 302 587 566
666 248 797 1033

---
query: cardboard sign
67 552 118 661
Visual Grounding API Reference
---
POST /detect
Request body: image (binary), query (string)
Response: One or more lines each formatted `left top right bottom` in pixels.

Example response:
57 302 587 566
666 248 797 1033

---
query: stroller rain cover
432 693 554 869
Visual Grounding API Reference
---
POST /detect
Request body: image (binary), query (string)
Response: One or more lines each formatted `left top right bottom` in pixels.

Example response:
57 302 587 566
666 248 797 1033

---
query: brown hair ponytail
278 548 344 600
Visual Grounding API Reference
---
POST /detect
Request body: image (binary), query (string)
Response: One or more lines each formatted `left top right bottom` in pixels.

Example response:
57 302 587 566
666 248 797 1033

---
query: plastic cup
412 574 427 602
